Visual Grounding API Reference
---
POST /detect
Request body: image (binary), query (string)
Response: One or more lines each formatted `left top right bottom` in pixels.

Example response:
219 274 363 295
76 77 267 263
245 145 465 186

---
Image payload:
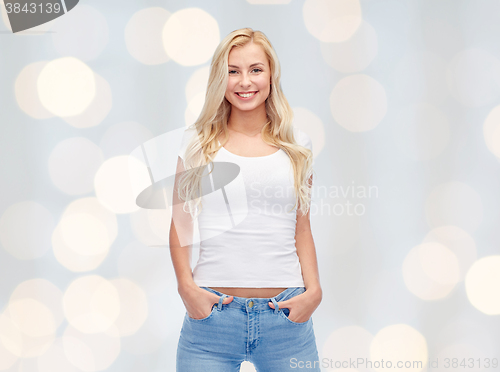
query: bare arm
169 156 233 318
295 174 322 300
169 156 196 292
268 174 322 322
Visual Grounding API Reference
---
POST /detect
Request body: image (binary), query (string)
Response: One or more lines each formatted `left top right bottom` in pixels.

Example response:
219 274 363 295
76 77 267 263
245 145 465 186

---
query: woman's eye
228 69 262 74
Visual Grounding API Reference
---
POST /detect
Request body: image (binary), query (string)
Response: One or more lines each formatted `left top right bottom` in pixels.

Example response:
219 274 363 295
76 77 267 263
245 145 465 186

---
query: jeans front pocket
275 287 310 325
279 307 310 325
186 303 218 322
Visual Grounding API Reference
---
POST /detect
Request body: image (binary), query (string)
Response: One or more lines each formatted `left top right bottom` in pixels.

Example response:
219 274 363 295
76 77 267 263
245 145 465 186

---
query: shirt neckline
218 140 282 159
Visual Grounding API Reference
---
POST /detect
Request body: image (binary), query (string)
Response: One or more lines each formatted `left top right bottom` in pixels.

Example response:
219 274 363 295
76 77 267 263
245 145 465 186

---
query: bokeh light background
1 0 500 371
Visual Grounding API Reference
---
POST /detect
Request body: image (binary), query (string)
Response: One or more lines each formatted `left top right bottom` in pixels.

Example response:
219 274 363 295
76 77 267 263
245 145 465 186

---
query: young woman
170 28 322 371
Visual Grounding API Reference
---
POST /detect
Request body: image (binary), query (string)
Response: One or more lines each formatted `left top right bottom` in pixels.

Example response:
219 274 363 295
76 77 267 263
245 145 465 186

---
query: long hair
177 27 314 219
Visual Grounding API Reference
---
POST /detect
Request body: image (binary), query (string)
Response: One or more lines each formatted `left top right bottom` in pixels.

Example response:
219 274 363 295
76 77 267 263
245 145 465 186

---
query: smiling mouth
236 91 257 98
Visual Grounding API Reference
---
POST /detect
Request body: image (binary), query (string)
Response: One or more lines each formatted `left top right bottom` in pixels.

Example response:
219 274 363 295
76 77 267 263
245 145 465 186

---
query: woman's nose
239 73 252 86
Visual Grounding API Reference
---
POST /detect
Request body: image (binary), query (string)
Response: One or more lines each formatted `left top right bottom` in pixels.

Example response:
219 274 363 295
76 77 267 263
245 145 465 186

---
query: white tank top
177 126 313 288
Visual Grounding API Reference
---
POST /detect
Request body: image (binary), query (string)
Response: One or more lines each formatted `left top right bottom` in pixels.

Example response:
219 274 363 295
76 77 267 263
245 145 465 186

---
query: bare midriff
209 287 287 298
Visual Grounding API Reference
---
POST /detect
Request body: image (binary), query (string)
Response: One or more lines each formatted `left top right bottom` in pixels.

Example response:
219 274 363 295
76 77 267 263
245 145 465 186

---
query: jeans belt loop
270 297 280 313
217 294 228 311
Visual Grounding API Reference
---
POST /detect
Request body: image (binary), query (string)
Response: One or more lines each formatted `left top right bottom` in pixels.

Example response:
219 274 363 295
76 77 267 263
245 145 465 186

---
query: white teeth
237 92 256 98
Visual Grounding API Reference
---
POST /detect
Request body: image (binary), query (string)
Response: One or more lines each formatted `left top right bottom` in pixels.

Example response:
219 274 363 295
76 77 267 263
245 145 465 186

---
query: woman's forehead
228 43 268 65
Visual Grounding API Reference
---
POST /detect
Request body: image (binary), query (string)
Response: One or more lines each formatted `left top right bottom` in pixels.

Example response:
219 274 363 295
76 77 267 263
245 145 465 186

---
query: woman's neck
227 108 268 137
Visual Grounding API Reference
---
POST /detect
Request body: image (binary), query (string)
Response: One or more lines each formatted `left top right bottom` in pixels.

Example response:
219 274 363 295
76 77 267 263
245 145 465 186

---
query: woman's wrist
304 284 322 304
178 280 198 296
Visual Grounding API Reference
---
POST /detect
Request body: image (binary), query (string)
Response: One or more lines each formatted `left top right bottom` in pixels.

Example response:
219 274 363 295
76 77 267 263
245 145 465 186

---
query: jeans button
248 301 254 308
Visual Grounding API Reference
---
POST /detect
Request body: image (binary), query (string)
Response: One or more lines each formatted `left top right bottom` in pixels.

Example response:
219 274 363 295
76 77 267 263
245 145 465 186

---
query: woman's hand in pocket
268 287 322 323
179 284 233 320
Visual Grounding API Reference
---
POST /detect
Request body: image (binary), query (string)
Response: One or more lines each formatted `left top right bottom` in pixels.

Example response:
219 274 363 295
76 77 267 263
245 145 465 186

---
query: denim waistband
200 287 305 311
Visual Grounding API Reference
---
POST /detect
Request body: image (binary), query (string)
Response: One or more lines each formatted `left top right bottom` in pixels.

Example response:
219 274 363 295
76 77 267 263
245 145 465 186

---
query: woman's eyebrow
228 62 264 68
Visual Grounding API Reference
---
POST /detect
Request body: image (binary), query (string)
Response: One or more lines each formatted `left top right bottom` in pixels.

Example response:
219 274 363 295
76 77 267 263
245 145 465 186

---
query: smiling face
224 41 272 114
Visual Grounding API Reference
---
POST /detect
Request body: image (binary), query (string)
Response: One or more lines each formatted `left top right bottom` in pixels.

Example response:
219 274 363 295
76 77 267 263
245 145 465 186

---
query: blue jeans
176 286 321 371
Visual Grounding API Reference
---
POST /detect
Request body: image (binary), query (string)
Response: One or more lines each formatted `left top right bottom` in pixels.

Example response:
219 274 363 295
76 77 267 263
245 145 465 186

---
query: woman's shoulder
182 125 198 138
178 125 200 159
293 127 313 152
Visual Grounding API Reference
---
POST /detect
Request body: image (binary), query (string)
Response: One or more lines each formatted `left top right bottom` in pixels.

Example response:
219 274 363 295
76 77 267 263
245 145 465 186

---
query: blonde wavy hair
177 27 314 219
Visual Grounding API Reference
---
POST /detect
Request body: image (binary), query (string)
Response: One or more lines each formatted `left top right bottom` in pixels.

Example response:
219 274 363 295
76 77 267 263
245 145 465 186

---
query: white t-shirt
177 126 313 287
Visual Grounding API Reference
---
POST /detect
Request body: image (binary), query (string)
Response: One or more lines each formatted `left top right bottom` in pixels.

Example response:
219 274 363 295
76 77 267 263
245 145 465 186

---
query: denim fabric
176 287 321 371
